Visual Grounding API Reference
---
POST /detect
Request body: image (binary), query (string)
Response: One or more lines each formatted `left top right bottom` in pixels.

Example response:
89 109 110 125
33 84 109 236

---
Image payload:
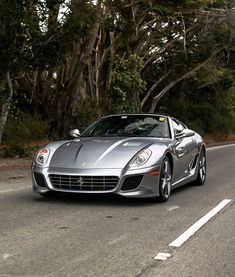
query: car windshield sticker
159 117 165 122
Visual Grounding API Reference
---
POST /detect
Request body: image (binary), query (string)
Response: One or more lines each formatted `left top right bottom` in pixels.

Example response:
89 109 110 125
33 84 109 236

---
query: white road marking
169 199 232 247
168 205 179 211
2 253 11 260
207 144 235 151
154 252 172 261
0 187 30 194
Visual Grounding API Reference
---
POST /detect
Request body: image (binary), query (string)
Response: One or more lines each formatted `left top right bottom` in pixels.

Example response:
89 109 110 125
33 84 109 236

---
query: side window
172 119 185 135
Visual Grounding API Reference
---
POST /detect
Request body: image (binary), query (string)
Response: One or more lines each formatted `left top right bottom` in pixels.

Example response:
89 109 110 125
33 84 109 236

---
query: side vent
34 173 47 188
121 175 143 191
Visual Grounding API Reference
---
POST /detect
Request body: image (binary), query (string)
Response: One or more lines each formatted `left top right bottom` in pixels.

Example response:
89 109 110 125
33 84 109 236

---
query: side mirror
176 129 195 139
69 129 80 138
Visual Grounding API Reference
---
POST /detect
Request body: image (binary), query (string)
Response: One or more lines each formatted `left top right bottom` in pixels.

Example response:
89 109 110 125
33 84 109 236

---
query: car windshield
81 115 170 138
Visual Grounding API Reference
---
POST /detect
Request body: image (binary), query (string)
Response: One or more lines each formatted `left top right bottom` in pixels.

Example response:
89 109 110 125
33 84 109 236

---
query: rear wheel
194 149 206 186
158 157 172 202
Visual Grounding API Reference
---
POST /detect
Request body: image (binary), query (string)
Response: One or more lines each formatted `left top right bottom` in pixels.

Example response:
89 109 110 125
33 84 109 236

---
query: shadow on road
32 192 158 207
172 182 198 195
30 182 197 207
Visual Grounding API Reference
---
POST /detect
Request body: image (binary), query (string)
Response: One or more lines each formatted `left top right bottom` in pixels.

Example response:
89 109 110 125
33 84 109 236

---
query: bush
0 144 38 158
158 90 235 139
2 112 48 145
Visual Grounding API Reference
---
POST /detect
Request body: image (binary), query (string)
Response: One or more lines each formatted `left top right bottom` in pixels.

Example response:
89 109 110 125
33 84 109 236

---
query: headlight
36 148 50 165
130 149 152 168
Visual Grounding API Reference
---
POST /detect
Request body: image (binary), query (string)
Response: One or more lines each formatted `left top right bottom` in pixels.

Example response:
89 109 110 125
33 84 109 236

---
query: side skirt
171 155 200 189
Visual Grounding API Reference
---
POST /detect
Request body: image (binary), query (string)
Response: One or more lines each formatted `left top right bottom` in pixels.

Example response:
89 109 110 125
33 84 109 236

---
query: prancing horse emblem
77 177 84 185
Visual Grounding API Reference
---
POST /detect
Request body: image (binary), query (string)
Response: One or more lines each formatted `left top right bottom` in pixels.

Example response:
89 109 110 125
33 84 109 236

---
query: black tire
193 149 206 186
157 157 172 202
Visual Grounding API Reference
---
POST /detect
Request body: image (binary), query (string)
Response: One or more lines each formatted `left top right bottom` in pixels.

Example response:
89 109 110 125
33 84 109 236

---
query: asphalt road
0 144 234 277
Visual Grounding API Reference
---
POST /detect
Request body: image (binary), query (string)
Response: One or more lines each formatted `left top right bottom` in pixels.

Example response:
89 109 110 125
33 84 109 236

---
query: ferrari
32 114 206 202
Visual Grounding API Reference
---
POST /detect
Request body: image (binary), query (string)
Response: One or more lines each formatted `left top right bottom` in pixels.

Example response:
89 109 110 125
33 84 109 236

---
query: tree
0 0 29 143
1 0 234 142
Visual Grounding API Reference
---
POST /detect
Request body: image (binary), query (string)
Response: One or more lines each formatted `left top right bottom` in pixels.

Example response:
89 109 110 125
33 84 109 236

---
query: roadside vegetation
1 0 235 157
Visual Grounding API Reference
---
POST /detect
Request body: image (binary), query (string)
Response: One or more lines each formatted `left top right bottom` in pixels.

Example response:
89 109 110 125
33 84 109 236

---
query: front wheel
158 157 172 202
194 149 206 186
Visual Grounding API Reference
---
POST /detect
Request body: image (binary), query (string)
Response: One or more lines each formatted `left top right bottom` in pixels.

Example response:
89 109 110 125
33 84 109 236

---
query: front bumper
32 164 161 198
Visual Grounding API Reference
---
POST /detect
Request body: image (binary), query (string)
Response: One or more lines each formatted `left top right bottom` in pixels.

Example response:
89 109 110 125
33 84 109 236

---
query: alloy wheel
199 150 206 184
159 157 172 202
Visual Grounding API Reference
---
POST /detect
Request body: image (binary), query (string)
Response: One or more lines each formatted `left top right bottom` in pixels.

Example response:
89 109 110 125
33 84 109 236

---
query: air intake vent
34 173 47 188
121 175 143 191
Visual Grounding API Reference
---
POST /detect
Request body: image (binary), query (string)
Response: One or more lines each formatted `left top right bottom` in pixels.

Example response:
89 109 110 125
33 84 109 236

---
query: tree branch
143 23 204 69
149 47 225 112
141 69 173 109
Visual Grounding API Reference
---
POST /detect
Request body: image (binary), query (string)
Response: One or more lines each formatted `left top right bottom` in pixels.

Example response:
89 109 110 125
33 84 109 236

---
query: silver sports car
32 114 206 202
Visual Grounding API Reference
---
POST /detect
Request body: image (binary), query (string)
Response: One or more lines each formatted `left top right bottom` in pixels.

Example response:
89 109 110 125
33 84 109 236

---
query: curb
0 159 32 171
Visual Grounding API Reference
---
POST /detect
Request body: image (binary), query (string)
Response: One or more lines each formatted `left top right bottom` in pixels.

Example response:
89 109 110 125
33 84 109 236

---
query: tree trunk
54 8 101 137
0 71 14 143
141 69 173 109
95 27 103 101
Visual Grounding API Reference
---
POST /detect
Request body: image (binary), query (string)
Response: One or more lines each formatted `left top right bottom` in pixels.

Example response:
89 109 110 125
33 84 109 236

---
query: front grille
49 174 119 191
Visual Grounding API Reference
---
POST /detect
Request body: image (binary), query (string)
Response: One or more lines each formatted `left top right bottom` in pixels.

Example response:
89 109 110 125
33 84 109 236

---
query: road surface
0 144 234 276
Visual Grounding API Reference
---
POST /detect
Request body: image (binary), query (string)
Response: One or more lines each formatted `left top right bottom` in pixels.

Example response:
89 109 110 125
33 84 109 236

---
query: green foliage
108 54 146 113
0 1 29 75
158 67 235 139
153 5 170 15
0 144 38 158
2 113 48 145
0 0 235 145
188 102 234 137
1 112 48 157
184 0 228 8
151 0 228 13
73 99 102 130
159 97 235 139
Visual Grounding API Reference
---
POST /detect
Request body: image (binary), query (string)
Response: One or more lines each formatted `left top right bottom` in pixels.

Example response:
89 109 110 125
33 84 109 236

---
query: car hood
49 137 170 169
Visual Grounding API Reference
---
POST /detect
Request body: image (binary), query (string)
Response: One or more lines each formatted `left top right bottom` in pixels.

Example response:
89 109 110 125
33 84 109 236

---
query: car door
172 119 198 181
